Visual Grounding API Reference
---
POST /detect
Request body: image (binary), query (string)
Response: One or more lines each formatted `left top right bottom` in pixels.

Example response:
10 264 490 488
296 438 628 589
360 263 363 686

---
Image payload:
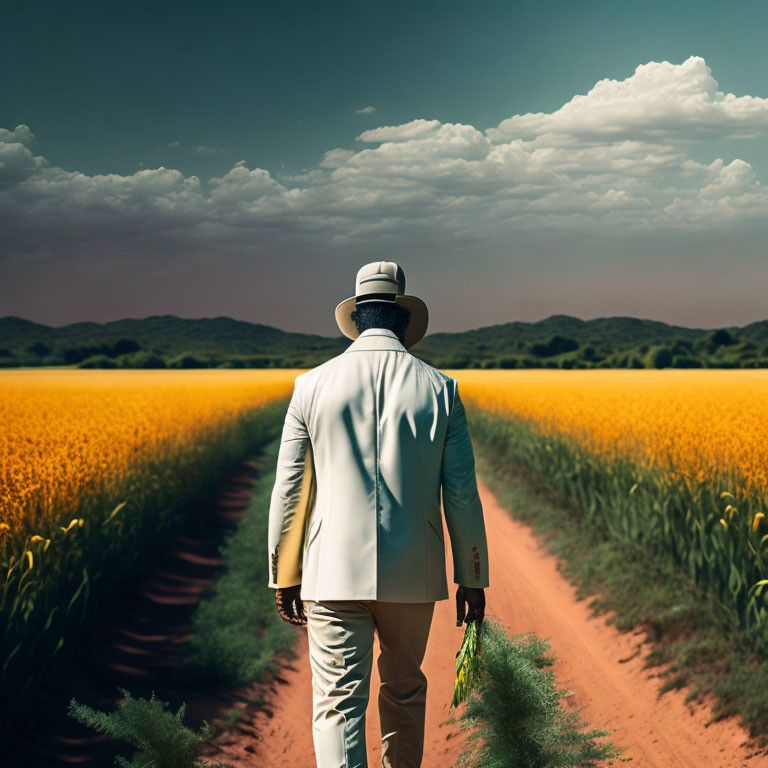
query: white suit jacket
267 327 489 602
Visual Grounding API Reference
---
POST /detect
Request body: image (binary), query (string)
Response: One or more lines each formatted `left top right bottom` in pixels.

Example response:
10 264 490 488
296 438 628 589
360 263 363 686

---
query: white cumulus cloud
357 119 442 143
487 56 768 143
192 144 226 155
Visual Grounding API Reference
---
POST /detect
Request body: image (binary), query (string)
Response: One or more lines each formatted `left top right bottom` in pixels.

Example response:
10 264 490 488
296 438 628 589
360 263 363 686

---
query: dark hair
350 301 411 344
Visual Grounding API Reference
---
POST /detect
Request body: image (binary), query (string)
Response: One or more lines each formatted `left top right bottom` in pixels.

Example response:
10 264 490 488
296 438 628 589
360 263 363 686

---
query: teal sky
2 0 768 332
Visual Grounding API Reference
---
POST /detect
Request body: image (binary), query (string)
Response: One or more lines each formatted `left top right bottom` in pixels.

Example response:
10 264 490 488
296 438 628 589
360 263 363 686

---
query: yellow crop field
448 368 768 643
0 367 300 707
0 369 299 539
450 369 768 498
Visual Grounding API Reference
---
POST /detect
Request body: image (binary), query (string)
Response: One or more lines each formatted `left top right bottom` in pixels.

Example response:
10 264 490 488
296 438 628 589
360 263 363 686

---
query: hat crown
355 261 405 297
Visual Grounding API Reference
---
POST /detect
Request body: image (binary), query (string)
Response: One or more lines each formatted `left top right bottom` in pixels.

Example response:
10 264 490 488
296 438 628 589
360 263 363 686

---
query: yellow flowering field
0 367 300 711
448 368 768 644
0 369 299 538
450 369 768 498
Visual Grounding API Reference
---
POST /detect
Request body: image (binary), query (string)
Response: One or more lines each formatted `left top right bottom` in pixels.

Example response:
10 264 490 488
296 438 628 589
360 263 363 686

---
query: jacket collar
343 327 408 353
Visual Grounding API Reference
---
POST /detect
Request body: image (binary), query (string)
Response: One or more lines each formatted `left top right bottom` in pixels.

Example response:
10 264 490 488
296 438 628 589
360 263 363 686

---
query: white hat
334 261 429 349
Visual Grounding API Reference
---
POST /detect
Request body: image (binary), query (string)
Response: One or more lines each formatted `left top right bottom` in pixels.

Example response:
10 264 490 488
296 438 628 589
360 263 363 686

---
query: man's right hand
456 585 485 628
275 585 307 626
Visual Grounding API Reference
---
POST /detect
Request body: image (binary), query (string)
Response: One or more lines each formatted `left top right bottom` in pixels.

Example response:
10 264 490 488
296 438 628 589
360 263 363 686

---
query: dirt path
207 476 765 768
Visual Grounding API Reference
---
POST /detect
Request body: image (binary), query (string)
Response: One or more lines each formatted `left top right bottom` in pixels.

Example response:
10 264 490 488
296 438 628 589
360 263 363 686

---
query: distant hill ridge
1 313 767 369
0 314 345 355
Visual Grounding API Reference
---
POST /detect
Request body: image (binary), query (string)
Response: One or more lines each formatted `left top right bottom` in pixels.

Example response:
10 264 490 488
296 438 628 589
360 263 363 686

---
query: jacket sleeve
440 379 489 588
267 375 316 589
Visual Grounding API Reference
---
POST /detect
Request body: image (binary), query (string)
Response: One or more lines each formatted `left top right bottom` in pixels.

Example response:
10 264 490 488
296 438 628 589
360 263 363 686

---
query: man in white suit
267 261 489 768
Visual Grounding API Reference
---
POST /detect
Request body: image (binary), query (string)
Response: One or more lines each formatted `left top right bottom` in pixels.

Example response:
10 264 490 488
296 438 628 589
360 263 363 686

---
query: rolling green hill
0 315 347 356
1 313 766 369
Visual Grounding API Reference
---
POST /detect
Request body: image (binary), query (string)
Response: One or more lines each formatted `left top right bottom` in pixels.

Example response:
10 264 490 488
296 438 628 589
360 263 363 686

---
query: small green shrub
457 620 621 767
68 688 233 768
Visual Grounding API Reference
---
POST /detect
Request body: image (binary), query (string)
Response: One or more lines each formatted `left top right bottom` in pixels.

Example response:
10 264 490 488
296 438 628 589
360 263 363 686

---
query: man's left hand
456 585 485 653
456 585 485 628
275 585 306 626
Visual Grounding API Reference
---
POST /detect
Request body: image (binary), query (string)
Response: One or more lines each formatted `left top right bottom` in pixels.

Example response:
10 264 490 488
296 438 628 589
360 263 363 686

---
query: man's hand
275 585 306 626
456 585 485 629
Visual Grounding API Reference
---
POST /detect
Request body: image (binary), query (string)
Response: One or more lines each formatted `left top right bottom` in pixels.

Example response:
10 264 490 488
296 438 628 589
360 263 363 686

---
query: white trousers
303 600 435 768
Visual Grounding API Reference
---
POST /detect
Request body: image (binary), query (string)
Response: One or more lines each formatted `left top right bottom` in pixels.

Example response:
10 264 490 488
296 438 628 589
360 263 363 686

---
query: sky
2 0 768 334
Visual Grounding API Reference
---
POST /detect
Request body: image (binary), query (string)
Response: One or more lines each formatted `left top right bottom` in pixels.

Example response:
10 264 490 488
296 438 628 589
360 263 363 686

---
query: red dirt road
207 477 765 767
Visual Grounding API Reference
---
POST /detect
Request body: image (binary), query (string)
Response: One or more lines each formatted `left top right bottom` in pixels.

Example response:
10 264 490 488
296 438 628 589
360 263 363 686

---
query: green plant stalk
452 619 482 708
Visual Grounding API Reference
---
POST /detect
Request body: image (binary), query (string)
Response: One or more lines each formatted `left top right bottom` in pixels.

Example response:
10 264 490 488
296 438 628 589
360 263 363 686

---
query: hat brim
335 294 429 349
